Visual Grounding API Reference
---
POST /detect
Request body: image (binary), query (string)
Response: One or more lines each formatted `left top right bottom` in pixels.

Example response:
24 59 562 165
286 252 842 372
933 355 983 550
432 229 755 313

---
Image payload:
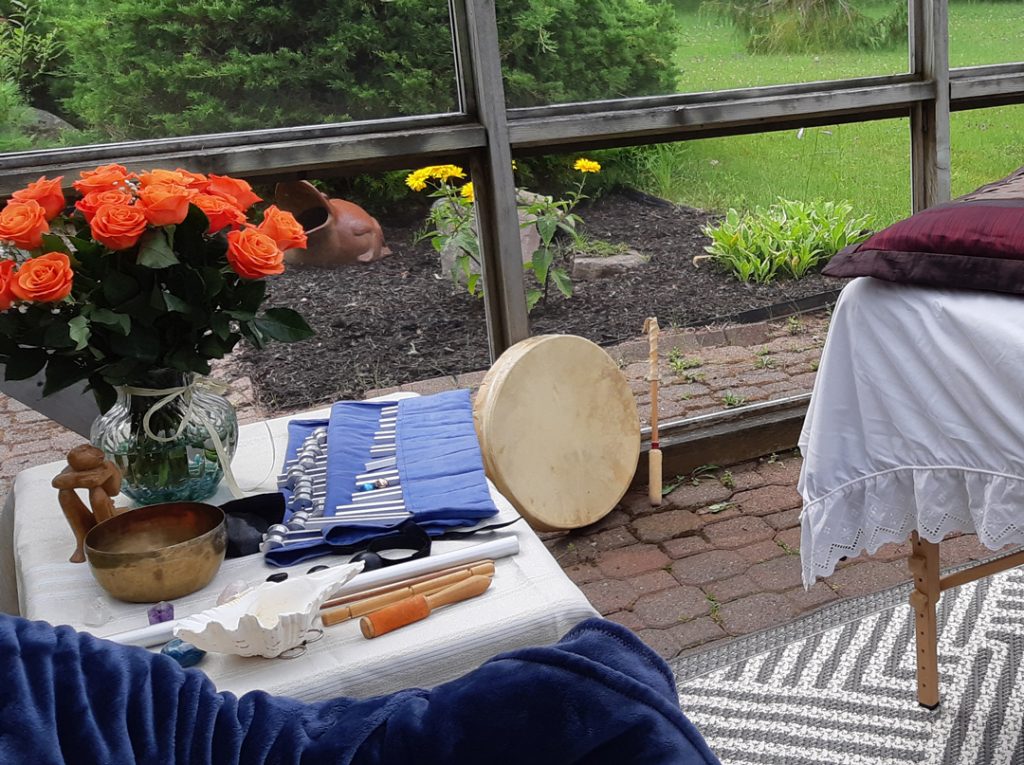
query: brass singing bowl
85 502 226 603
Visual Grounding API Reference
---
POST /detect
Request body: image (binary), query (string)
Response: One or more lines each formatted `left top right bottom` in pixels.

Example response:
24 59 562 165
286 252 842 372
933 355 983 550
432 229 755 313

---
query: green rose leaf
108 325 160 363
210 312 232 341
3 349 48 381
254 308 314 342
68 315 91 351
162 291 193 313
102 271 139 305
137 228 179 269
40 233 71 255
42 356 91 396
87 308 131 335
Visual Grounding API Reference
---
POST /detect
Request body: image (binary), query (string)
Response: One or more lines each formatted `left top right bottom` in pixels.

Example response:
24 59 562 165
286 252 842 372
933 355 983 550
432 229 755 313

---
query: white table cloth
799 277 1024 586
5 405 597 701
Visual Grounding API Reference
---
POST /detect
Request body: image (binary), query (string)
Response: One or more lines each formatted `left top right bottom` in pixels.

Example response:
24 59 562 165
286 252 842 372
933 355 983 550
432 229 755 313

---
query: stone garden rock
572 249 647 281
435 190 549 285
27 108 77 140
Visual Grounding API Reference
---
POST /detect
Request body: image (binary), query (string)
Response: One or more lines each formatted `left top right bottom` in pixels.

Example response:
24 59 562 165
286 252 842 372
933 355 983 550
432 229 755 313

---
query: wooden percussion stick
360 575 493 639
644 317 663 506
322 564 495 626
320 561 494 610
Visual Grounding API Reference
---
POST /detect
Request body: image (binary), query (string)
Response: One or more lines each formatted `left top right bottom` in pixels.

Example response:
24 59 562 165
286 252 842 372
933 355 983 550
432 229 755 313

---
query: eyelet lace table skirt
799 277 1024 587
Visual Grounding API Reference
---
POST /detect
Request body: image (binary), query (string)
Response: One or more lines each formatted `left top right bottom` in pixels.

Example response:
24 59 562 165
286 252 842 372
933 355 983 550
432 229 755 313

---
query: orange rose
138 169 208 192
226 227 285 280
207 174 262 210
173 168 210 192
0 199 49 250
10 252 74 303
73 163 134 195
258 205 307 250
192 193 247 233
11 176 65 221
0 259 15 310
90 204 148 251
138 183 193 227
76 187 135 222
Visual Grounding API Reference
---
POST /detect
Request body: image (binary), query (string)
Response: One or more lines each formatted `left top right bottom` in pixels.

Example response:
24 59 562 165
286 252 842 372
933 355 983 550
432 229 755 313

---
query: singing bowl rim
84 501 226 560
84 502 227 602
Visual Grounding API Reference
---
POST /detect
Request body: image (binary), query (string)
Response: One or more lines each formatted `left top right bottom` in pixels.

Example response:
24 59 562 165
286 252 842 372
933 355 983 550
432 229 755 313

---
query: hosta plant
700 198 873 284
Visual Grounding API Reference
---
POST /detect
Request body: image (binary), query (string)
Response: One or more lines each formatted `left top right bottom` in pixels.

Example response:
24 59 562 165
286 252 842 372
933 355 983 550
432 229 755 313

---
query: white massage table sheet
800 277 1024 586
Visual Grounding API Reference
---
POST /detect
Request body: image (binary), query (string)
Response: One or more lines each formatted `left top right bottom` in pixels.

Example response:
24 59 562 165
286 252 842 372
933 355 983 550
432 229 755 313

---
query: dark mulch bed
239 190 842 412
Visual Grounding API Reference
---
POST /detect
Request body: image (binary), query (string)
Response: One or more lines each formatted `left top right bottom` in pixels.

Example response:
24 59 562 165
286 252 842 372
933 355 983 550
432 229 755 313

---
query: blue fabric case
267 391 499 567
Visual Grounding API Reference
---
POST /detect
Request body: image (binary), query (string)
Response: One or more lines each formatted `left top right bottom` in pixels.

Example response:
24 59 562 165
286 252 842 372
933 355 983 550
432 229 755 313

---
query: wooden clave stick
360 575 493 639
321 564 495 626
320 560 494 611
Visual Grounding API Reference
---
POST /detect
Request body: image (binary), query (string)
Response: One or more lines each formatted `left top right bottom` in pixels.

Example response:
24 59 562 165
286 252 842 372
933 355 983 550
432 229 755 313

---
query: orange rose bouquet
0 165 313 412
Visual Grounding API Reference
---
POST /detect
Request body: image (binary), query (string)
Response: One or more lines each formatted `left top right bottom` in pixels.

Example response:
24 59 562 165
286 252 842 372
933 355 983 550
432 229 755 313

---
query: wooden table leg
908 531 941 709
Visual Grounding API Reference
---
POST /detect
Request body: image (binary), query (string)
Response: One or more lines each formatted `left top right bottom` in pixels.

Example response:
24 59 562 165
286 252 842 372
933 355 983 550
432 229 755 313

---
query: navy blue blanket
0 614 719 764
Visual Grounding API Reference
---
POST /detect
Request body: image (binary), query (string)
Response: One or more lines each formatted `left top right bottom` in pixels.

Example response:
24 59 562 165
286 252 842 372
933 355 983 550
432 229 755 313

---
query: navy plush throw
0 615 720 764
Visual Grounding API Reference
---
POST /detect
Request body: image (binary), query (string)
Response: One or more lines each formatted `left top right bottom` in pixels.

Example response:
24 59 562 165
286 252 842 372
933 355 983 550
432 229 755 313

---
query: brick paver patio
0 308 1006 662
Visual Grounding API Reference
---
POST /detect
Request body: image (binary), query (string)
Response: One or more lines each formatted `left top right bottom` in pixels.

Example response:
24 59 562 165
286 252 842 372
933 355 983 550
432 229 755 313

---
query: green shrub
1 0 64 101
704 0 906 54
0 78 34 152
45 0 677 142
700 198 873 283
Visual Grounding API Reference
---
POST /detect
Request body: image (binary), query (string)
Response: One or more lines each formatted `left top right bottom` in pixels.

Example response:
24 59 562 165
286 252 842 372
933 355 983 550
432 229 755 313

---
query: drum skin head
473 335 641 531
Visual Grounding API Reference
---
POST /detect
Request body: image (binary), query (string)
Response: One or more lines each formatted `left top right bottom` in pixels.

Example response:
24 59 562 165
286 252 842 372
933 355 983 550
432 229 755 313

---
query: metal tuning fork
263 406 412 554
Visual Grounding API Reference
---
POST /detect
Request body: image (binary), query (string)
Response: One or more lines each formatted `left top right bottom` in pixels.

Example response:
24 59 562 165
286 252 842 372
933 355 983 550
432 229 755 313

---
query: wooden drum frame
473 335 640 531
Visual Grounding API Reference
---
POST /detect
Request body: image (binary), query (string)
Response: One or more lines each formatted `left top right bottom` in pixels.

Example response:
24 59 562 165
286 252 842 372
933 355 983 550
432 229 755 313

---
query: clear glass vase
91 370 238 504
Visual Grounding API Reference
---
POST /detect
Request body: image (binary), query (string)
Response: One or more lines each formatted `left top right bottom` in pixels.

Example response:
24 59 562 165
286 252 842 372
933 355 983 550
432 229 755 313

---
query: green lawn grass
638 0 1024 225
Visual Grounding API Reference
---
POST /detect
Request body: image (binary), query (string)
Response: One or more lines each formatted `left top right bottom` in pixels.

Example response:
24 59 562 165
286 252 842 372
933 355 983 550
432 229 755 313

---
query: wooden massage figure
274 180 391 266
51 444 123 563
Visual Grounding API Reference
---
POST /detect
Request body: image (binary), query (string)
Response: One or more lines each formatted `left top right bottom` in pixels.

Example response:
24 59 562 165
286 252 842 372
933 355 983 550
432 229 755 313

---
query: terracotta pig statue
274 181 391 266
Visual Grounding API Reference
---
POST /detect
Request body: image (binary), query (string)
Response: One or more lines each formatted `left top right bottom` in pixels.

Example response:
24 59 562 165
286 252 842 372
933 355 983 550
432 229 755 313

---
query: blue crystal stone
161 638 206 668
359 482 375 492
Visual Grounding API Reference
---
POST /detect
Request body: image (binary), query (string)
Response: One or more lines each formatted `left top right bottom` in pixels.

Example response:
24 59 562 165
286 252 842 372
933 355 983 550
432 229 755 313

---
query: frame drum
473 335 640 531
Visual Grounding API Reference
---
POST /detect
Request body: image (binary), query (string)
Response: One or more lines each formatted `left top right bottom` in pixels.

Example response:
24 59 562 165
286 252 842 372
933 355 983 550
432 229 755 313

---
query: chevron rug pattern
673 565 1024 764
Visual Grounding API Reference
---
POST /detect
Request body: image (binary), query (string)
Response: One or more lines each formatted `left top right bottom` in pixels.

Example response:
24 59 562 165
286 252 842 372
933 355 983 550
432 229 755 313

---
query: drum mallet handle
643 317 662 506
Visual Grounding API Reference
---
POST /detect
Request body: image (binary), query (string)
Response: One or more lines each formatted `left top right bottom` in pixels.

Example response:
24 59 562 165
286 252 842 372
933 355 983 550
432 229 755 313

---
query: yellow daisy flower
573 158 601 174
405 168 429 192
428 164 466 182
460 182 475 203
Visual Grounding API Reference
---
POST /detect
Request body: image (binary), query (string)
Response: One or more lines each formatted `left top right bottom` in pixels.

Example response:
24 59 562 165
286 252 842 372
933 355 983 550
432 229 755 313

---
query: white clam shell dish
174 563 363 658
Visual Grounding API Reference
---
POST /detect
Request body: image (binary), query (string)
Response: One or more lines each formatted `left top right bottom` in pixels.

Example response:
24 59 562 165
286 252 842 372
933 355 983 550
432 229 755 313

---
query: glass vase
91 370 238 504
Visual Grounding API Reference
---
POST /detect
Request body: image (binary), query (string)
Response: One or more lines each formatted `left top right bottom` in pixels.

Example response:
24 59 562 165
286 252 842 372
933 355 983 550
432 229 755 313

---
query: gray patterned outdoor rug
672 565 1024 764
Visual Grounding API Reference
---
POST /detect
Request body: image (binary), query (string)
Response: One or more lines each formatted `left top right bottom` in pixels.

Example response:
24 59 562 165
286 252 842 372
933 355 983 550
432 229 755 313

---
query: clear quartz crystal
91 370 238 504
82 596 111 627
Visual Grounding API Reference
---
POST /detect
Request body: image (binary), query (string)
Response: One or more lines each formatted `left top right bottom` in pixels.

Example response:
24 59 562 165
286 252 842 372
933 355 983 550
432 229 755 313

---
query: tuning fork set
262 405 413 554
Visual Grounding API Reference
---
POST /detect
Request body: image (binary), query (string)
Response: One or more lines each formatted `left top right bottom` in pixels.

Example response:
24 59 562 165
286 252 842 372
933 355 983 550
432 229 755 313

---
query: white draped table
1 404 597 701
799 276 1024 707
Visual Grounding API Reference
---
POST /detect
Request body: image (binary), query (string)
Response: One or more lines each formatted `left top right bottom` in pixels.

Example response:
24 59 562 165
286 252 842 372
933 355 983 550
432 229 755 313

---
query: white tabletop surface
799 277 1024 586
7 404 597 701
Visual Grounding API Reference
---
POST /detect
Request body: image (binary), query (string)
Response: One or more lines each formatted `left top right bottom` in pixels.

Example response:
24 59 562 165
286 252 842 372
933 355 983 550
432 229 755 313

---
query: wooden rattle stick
320 561 495 610
643 317 663 506
360 575 493 639
322 563 496 626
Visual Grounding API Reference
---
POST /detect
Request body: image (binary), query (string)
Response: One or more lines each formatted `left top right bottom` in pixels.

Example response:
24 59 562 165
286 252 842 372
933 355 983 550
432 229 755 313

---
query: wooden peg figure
51 445 123 563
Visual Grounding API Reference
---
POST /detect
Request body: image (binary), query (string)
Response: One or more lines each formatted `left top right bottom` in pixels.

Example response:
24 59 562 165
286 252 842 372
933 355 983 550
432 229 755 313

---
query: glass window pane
503 0 910 107
1 0 459 153
949 0 1024 68
239 168 489 413
514 126 906 414
951 104 1024 198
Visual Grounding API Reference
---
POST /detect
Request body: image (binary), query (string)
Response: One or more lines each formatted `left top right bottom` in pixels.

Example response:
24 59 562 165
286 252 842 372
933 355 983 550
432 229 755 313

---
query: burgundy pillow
823 166 1024 293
